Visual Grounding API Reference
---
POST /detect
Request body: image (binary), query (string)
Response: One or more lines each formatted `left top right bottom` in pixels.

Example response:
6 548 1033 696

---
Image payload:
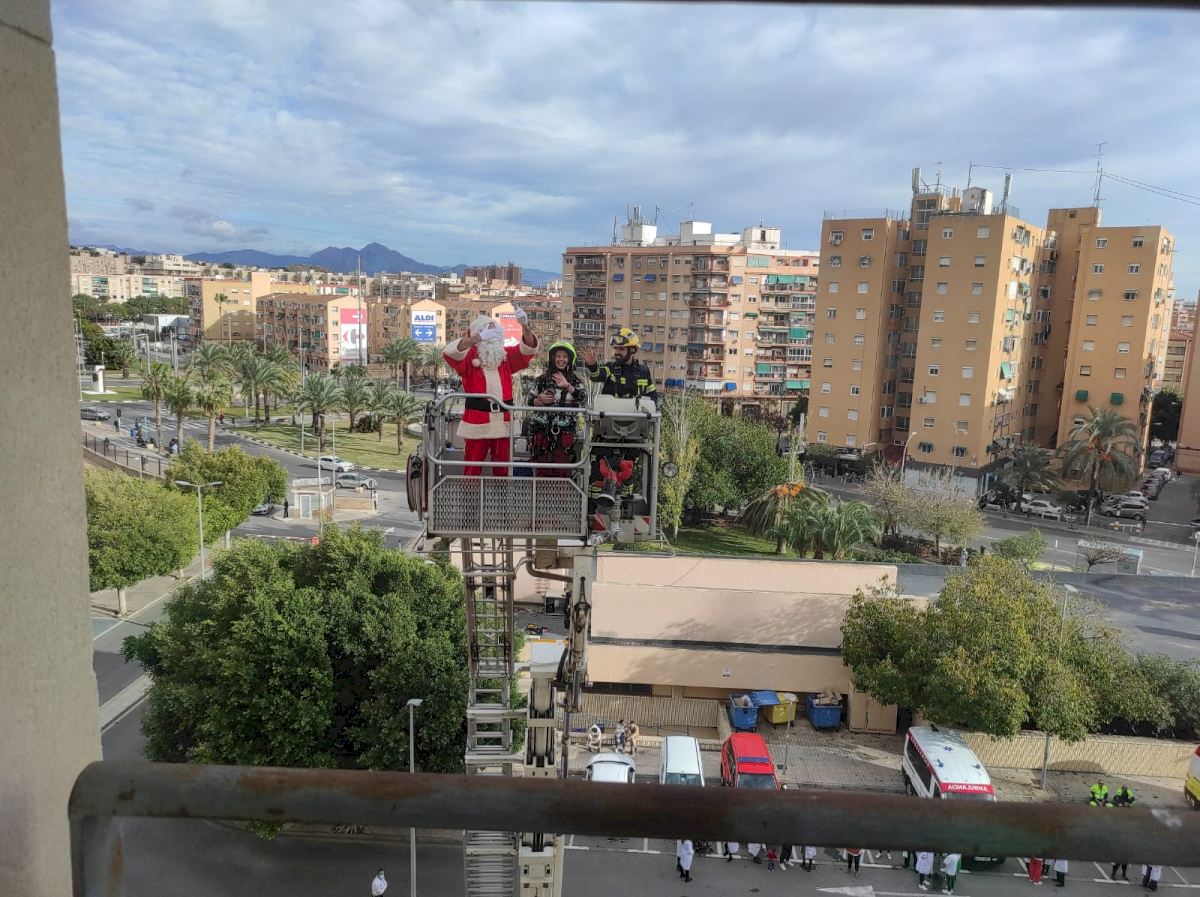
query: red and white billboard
496 312 522 346
339 308 365 363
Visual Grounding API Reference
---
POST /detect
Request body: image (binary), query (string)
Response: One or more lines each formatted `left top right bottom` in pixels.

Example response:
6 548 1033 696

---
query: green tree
383 338 423 390
190 344 233 383
861 466 911 539
381 390 424 456
367 380 395 441
166 443 287 536
906 488 983 557
194 377 234 451
741 481 821 554
990 528 1046 566
86 469 198 597
296 375 343 452
422 343 447 385
1150 390 1182 443
121 527 468 773
685 409 787 519
775 493 880 560
140 361 172 440
659 390 703 539
163 374 194 447
1132 654 1200 739
108 339 137 377
841 557 1162 741
999 446 1060 497
213 293 231 344
235 354 275 426
1060 407 1138 518
339 376 372 432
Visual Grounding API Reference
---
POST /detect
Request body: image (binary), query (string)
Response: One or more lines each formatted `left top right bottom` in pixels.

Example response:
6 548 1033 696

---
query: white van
902 725 996 801
659 736 705 787
1186 745 1200 809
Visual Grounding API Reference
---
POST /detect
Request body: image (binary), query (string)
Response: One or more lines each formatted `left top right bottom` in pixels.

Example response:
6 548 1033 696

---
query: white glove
480 322 505 342
513 307 528 324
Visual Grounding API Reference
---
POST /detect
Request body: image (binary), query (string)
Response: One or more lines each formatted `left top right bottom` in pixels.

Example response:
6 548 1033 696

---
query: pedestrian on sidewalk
1111 862 1129 881
676 839 694 883
941 852 961 895
846 847 862 875
779 844 793 870
1028 857 1044 884
614 719 627 752
802 845 816 871
748 842 763 864
915 851 935 890
371 868 387 896
113 416 120 432
219 412 225 425
766 848 778 871
1053 858 1068 888
1141 865 1161 891
626 720 640 755
283 498 290 519
724 841 740 863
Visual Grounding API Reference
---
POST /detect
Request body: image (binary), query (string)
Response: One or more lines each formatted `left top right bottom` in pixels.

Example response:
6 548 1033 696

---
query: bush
991 528 1047 565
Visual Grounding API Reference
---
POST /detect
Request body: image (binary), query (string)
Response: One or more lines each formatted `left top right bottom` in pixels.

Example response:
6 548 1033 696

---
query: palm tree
108 340 137 377
140 361 172 440
999 446 1061 503
213 293 230 345
740 481 823 554
259 345 298 416
367 380 394 441
295 375 342 452
381 390 424 456
234 354 275 426
162 375 194 447
1059 406 1139 522
775 494 880 560
383 338 423 390
190 343 232 383
421 343 447 387
194 377 234 450
339 375 372 432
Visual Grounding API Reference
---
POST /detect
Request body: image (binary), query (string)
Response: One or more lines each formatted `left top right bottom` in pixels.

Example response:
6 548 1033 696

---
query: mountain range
174 241 559 286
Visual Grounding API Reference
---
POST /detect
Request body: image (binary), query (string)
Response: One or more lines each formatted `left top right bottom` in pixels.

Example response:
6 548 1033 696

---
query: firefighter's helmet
610 328 641 350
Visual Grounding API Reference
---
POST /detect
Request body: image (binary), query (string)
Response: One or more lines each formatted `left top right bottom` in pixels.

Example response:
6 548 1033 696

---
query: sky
53 1 1200 291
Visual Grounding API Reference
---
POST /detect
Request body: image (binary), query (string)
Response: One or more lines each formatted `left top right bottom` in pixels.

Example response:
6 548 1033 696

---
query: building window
943 227 954 239
818 406 830 418
820 382 831 394
923 390 937 403
881 405 894 419
848 409 859 421
1092 264 1104 274
1079 364 1092 376
967 312 981 324
1129 263 1141 274
977 226 990 238
861 227 874 241
817 431 828 442
826 308 837 319
1132 237 1145 248
922 417 935 429
962 365 974 378
930 337 943 348
849 359 862 372
824 333 835 344
1121 315 1134 327
1086 314 1098 325
846 435 858 447
928 364 940 376
1124 290 1139 301
1114 367 1127 379
1117 341 1130 354
855 307 867 319
974 256 986 267
955 420 968 433
853 334 865 345
959 393 971 406
850 385 861 396
952 446 968 458
918 441 934 453
935 282 948 295
965 339 977 350
933 310 946 322
1095 238 1108 248
823 358 833 367
1082 340 1095 351
857 282 869 294
859 256 872 267
938 256 951 267
829 282 839 294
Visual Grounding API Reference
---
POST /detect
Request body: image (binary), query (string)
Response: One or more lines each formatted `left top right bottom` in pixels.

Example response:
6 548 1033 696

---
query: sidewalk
90 553 204 617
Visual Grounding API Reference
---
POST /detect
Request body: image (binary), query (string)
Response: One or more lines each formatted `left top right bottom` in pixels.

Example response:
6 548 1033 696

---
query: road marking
100 674 149 731
1095 862 1111 878
643 838 649 852
1175 868 1190 885
92 618 119 642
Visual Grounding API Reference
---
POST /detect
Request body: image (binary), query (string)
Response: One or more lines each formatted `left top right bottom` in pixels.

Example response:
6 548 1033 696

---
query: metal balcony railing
70 761 1200 897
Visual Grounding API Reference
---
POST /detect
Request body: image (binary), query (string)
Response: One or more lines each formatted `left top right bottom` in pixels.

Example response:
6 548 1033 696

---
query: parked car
318 455 354 473
524 623 548 635
251 501 275 516
1101 501 1147 521
1122 490 1148 501
336 472 377 490
584 753 636 784
1105 494 1148 510
978 492 1009 511
1152 467 1174 482
1020 498 1063 519
80 407 111 421
720 733 778 790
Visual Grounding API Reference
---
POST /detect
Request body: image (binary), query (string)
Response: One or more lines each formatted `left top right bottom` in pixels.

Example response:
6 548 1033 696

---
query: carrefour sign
411 310 437 343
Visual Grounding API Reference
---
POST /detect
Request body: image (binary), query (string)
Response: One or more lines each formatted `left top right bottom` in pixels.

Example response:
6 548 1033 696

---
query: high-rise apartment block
561 212 817 409
812 173 1175 491
257 292 368 372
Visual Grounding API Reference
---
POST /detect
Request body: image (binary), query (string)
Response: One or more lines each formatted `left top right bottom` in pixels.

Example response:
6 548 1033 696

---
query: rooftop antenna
966 161 974 189
612 216 618 245
934 162 943 192
1093 142 1106 208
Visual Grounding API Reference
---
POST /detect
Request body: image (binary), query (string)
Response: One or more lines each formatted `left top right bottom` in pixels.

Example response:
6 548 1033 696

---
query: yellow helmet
610 327 640 349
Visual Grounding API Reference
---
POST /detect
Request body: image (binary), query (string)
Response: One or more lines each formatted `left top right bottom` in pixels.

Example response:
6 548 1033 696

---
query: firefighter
580 329 657 510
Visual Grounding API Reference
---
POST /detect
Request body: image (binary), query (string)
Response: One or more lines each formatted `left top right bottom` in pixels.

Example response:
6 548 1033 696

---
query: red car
720 733 778 790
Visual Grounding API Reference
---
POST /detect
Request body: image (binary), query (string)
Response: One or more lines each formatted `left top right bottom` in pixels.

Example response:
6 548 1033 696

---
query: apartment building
1176 333 1200 473
463 262 522 286
513 294 563 346
812 175 1176 490
1162 330 1192 393
561 214 817 407
141 254 204 276
367 297 446 355
69 247 128 276
186 273 323 344
256 292 368 372
1172 298 1196 333
70 272 186 301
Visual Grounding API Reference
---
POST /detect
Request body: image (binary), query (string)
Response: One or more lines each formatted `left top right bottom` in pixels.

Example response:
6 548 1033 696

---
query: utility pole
1092 142 1106 208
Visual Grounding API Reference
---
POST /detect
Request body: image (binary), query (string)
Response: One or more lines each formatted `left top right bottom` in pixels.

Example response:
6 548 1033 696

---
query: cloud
51 2 1200 289
124 196 154 212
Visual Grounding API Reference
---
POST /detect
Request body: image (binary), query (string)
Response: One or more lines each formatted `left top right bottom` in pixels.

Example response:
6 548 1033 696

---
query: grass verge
231 422 414 470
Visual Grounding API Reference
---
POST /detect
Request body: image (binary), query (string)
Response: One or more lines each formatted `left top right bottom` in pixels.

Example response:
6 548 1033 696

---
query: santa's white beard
477 339 506 368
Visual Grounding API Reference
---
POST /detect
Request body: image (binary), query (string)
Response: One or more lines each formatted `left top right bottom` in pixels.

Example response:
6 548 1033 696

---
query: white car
584 753 636 784
318 455 354 473
1020 499 1062 519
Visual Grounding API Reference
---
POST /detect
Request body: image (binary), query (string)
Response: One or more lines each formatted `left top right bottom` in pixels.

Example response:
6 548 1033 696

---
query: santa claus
442 311 539 475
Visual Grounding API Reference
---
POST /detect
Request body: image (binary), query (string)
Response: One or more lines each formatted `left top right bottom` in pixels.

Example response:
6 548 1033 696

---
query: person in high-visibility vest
1089 779 1111 806
1113 785 1136 807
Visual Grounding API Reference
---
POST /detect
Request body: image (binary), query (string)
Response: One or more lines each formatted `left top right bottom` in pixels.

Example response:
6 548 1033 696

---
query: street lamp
1191 531 1200 577
175 480 223 579
1040 584 1076 789
406 698 424 897
899 430 919 481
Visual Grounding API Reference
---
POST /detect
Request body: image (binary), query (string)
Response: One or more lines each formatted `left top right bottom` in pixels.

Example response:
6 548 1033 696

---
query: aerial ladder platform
407 389 663 897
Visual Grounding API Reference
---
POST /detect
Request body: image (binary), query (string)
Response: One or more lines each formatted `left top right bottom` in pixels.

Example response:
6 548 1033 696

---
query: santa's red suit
443 338 538 475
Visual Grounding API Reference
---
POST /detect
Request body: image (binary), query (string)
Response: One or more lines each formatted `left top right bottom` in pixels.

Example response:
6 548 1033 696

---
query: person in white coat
371 868 388 896
915 851 935 890
1141 864 1162 892
748 842 764 864
677 839 694 883
941 853 962 895
724 840 740 863
1054 858 1069 888
802 845 817 872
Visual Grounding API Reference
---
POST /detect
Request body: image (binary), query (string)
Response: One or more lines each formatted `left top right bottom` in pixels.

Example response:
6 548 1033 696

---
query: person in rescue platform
442 311 539 475
525 340 588 476
580 329 657 509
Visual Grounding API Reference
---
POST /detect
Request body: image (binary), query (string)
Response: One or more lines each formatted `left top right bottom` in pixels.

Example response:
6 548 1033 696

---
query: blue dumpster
806 693 843 730
728 695 760 732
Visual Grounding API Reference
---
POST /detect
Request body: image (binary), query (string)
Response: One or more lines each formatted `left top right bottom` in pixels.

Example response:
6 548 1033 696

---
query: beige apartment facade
1176 332 1200 474
186 273 320 344
70 272 186 301
562 219 818 407
1162 330 1191 394
367 296 446 359
69 248 128 276
257 292 368 372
